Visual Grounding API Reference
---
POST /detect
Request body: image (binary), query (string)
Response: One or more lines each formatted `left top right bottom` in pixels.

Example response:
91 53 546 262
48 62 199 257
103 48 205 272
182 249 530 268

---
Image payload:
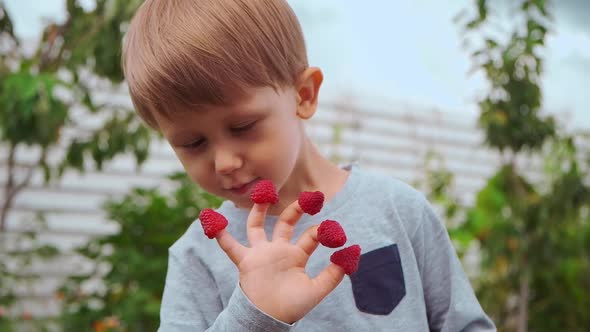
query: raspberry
298 191 325 215
330 244 361 275
317 220 347 248
250 179 279 204
199 208 228 239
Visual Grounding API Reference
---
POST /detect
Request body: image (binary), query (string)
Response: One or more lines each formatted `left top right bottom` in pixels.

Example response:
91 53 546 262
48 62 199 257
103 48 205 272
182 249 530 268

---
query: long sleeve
157 250 295 332
412 198 496 332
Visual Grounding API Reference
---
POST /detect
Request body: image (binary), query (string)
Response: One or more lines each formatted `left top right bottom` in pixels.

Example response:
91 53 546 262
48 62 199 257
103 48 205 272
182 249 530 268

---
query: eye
182 138 206 149
231 121 257 133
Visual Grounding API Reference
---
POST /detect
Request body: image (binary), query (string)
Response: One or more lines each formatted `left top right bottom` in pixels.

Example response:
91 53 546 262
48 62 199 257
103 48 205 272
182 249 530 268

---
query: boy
122 0 496 331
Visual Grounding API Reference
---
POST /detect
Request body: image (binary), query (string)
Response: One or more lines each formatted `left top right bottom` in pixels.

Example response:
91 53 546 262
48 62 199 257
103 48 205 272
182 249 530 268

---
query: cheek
175 152 217 191
188 167 213 189
250 123 300 171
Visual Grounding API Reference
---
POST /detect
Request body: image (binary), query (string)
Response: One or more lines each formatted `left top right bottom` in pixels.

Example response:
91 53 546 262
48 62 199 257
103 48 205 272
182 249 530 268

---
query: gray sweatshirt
158 165 496 331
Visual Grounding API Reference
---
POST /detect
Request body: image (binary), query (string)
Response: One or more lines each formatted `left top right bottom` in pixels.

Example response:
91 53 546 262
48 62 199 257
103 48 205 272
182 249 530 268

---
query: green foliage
37 0 143 81
0 72 68 147
459 0 555 153
461 139 590 331
450 1 590 330
60 111 151 176
421 141 590 331
0 0 151 329
0 0 149 187
414 151 461 222
59 173 222 331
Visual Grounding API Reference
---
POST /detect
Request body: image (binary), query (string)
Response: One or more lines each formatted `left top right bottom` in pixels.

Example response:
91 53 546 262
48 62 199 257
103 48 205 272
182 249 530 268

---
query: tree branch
0 146 48 232
0 143 16 231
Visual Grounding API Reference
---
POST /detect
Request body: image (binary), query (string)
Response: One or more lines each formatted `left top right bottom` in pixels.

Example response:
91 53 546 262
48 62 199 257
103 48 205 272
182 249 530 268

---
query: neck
268 137 349 216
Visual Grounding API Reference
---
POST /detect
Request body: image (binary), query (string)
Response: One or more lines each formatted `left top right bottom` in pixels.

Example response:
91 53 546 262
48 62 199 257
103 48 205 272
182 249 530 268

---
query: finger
247 203 270 245
272 200 305 241
312 264 345 300
215 229 248 265
294 224 320 257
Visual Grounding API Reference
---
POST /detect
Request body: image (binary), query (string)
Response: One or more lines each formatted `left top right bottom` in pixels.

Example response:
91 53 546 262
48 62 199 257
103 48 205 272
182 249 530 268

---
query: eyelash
182 121 258 149
231 121 257 133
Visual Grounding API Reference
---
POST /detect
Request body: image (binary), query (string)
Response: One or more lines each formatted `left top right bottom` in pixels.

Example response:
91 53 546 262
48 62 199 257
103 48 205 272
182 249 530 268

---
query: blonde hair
122 0 308 129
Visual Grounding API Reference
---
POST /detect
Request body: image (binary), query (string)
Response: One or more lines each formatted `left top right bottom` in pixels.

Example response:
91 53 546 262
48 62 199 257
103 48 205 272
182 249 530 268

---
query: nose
213 145 243 175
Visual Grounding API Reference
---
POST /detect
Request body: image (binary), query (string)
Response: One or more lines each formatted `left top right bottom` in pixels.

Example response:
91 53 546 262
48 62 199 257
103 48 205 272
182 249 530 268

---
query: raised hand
213 200 345 324
198 181 361 324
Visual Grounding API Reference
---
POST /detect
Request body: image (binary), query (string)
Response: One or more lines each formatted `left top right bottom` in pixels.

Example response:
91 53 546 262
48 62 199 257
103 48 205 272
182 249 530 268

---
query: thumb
312 263 345 300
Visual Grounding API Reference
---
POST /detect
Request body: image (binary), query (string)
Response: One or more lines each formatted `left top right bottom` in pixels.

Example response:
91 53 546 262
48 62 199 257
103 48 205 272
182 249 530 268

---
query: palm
239 241 307 273
214 201 344 324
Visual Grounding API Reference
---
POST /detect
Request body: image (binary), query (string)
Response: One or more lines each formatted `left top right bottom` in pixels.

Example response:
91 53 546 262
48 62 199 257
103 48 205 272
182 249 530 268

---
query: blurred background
0 0 588 331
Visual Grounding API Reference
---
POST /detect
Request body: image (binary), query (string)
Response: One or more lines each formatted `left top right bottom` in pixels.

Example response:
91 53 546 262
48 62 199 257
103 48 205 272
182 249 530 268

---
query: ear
295 67 323 120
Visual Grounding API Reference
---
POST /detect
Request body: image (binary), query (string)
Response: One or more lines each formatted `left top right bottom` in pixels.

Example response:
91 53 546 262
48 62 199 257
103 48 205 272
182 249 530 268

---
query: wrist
227 284 295 331
239 282 298 324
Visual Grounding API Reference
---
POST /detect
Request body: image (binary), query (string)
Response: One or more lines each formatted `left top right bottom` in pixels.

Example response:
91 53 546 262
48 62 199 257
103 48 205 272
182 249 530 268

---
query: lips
228 178 259 195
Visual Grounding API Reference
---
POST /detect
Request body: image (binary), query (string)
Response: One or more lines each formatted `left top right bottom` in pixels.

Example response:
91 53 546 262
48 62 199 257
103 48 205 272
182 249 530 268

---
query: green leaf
59 173 222 330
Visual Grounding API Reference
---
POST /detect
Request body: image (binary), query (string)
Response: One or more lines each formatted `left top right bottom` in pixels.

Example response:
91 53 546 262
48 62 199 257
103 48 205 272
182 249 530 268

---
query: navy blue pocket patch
350 244 406 315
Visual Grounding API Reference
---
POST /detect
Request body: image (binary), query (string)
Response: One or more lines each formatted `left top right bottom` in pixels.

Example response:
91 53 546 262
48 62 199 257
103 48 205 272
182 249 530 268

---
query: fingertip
214 229 230 246
295 201 305 214
328 263 346 279
309 223 320 234
214 228 227 240
254 202 271 212
314 263 346 297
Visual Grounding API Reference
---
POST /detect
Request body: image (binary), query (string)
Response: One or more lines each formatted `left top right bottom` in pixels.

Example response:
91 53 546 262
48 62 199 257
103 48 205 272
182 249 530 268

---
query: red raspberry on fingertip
317 220 347 248
298 191 324 215
199 208 228 239
250 179 279 204
330 244 361 275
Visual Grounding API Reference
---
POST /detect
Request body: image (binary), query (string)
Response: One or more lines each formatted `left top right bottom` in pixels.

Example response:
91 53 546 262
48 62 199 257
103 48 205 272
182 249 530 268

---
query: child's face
154 86 306 208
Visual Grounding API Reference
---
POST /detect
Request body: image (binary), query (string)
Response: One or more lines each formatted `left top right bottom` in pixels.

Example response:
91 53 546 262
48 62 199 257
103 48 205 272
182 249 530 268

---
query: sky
4 0 590 130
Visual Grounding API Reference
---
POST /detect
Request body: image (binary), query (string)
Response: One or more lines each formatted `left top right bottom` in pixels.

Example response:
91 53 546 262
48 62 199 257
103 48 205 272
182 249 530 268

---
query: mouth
228 178 260 195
